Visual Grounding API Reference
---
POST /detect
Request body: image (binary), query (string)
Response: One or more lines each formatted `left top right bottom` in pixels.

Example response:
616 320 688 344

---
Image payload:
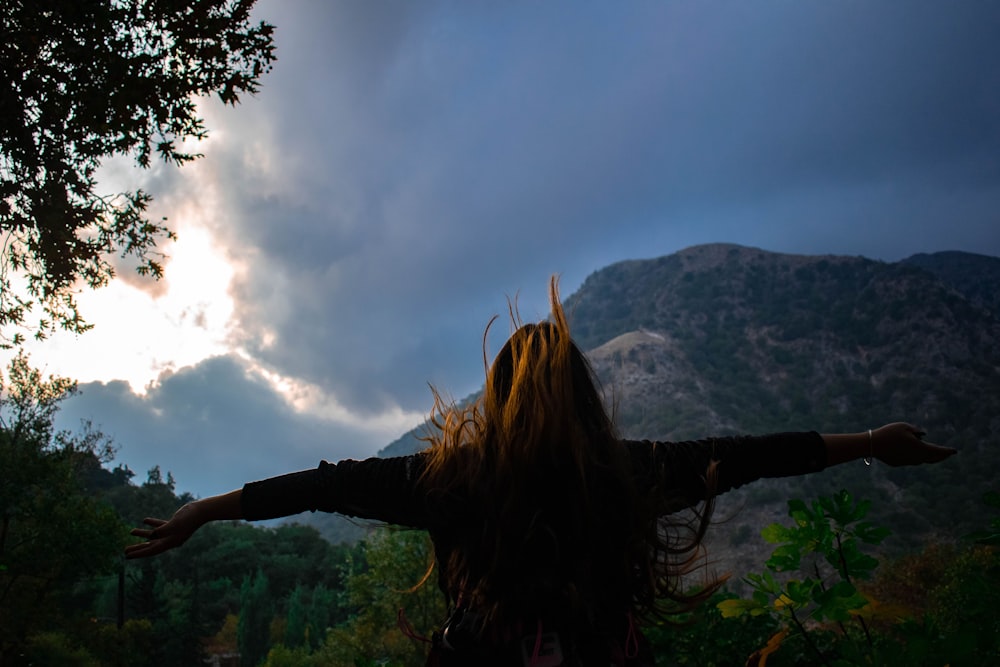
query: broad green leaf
787 498 809 516
824 490 867 525
853 521 891 545
787 499 817 527
812 581 868 622
745 571 781 595
790 509 811 527
773 593 795 610
765 544 802 572
786 579 816 605
837 540 879 578
717 597 766 619
761 523 794 544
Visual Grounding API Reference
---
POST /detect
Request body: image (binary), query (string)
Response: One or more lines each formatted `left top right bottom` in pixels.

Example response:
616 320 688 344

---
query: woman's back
418 284 684 664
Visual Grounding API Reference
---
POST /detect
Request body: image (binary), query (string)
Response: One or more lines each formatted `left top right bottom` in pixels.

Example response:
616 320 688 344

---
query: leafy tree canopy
0 0 275 346
0 352 125 660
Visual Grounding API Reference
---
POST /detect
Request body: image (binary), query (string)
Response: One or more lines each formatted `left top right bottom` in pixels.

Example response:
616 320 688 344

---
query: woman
126 279 955 666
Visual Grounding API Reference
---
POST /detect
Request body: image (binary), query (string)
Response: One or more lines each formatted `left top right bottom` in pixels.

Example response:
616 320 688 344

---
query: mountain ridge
306 244 998 571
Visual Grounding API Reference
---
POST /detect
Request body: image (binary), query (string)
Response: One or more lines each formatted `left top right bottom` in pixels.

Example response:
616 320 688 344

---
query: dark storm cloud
174 1 999 416
55 356 385 498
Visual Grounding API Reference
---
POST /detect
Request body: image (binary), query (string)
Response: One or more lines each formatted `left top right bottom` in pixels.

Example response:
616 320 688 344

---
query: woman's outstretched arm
125 488 243 559
822 422 956 467
126 454 430 559
634 421 958 511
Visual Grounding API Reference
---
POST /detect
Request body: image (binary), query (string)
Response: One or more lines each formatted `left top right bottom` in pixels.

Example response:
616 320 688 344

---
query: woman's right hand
125 501 206 559
872 422 957 467
823 423 957 468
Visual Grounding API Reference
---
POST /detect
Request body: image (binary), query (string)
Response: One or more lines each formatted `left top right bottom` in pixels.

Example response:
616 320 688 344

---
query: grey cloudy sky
47 0 1000 499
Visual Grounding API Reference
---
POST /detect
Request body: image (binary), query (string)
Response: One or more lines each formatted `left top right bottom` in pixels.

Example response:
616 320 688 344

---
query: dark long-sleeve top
241 432 826 526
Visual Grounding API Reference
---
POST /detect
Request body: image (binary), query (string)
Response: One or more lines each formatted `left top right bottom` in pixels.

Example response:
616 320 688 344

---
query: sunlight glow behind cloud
7 224 234 393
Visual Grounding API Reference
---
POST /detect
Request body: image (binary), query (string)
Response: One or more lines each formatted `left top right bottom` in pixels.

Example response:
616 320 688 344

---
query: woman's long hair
420 277 719 636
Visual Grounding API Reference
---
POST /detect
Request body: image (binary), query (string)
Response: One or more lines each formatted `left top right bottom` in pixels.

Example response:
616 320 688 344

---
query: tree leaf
717 597 766 619
761 523 793 544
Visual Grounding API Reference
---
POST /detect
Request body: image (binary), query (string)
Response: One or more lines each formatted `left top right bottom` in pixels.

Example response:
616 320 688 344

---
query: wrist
184 499 212 526
194 489 244 522
820 431 878 467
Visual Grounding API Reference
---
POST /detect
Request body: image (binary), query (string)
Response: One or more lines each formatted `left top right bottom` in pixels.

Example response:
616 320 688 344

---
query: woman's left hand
125 501 205 559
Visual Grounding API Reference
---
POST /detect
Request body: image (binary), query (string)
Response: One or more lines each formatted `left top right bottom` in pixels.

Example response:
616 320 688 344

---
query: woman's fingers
125 508 204 559
924 440 957 462
125 541 166 559
873 422 957 466
125 541 152 558
124 542 148 558
125 528 182 559
905 424 957 461
130 517 169 538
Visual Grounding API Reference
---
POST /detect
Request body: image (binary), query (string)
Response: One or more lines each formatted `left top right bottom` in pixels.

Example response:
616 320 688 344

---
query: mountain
901 250 1000 315
311 245 1000 575
566 244 998 444
560 244 1000 574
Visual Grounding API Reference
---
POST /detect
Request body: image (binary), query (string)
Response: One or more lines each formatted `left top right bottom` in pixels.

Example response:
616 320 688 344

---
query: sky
8 0 1000 500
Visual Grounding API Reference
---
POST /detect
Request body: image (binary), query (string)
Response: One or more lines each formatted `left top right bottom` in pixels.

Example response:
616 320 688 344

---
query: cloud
55 355 401 499
114 0 999 423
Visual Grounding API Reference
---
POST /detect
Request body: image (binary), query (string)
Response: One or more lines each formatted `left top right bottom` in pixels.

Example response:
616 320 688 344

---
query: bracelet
864 429 873 466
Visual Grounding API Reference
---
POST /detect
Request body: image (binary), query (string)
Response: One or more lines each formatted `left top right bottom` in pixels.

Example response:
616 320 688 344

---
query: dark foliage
0 0 275 345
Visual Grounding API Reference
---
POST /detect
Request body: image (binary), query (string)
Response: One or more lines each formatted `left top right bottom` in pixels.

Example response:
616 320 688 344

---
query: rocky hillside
567 244 998 445
902 249 1000 315
560 243 999 578
317 244 1000 576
